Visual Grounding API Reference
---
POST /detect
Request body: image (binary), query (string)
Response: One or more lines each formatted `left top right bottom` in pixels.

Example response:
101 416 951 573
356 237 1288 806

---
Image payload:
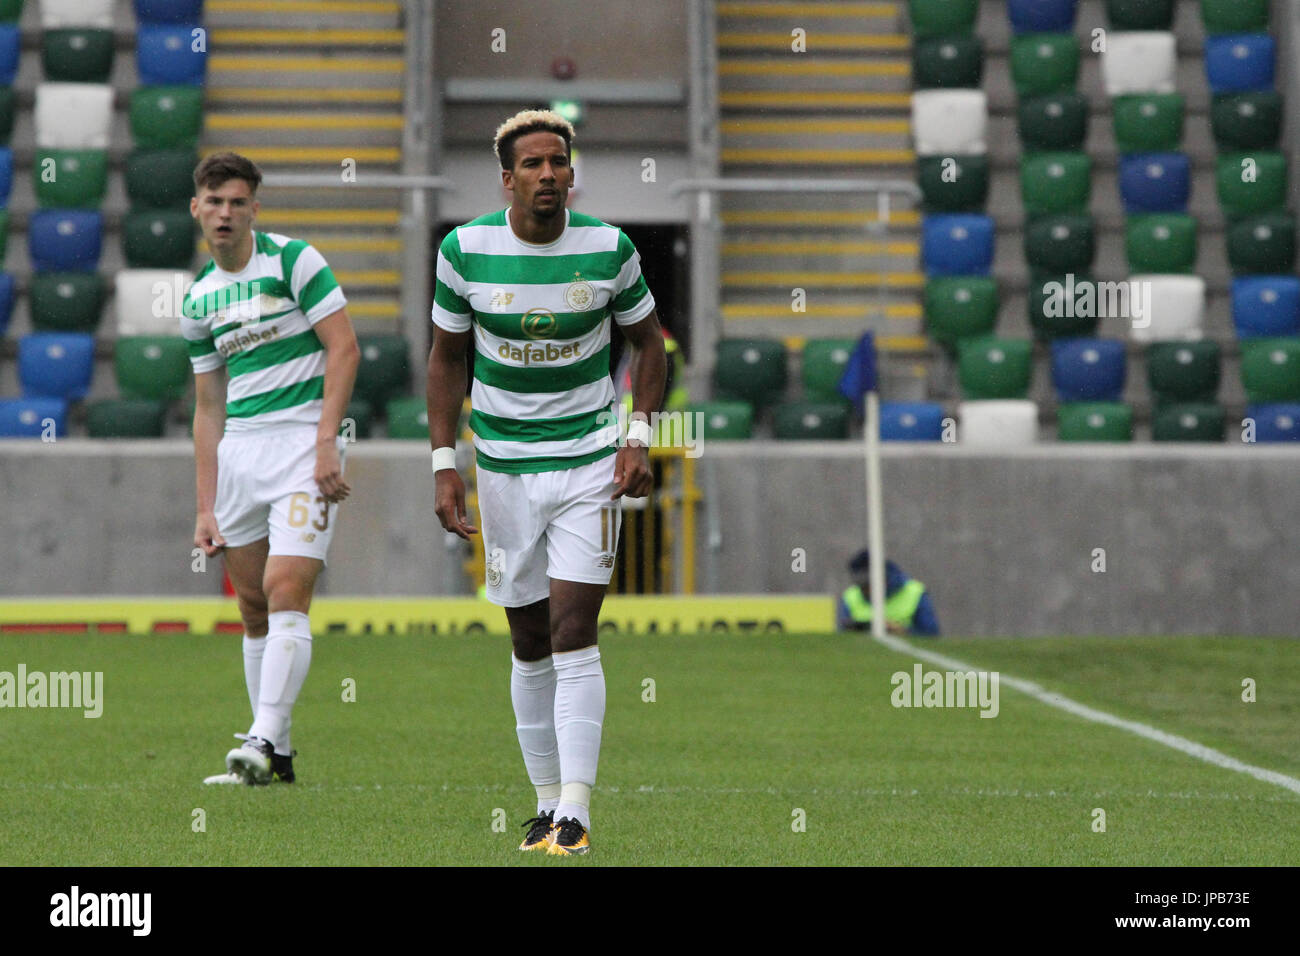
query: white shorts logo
485 547 505 589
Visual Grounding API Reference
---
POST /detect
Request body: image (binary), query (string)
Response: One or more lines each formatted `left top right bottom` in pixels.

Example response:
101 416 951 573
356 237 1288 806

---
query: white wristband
431 447 457 473
627 419 653 447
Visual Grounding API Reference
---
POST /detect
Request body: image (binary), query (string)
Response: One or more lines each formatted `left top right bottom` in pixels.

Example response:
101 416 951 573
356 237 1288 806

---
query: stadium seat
921 214 994 276
924 275 998 349
17 332 95 400
87 399 168 438
0 271 12 336
1245 403 1300 441
0 146 12 206
1226 214 1296 274
911 35 983 88
1008 0 1077 33
29 272 105 332
354 334 412 410
880 402 945 441
123 210 196 268
42 0 114 27
1009 34 1079 97
1020 152 1091 217
137 25 209 86
34 84 114 149
1118 153 1190 213
1101 32 1177 96
1107 0 1173 30
1205 35 1274 93
33 149 109 209
917 154 989 212
130 86 204 148
42 29 114 83
384 397 429 440
1215 152 1287 220
0 397 67 439
1017 92 1087 151
714 338 787 406
1111 93 1184 154
1128 275 1206 342
125 149 200 210
1023 214 1095 274
958 399 1038 445
1240 338 1300 403
772 401 850 440
1231 276 1300 338
1151 403 1225 442
1028 272 1102 340
1146 340 1221 404
1201 0 1270 33
1050 338 1126 402
688 400 753 440
908 0 977 38
957 336 1033 399
135 0 206 24
801 338 856 402
1210 92 1282 150
0 25 17 86
116 269 194 336
342 398 372 440
0 1 17 23
1057 402 1133 441
911 89 988 156
27 210 102 272
1125 214 1197 273
0 87 14 145
115 336 190 401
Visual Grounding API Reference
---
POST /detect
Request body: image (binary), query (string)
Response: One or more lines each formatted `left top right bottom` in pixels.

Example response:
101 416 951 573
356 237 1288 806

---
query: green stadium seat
125 149 200 211
129 86 204 149
0 87 15 145
341 398 372 440
1125 214 1197 274
801 338 856 401
384 397 429 439
924 276 998 349
115 336 190 402
1017 93 1087 151
690 400 753 440
1010 34 1079 97
1240 338 1300 403
1146 340 1221 404
42 29 114 83
1057 402 1133 441
1020 152 1091 217
33 149 109 208
958 336 1033 399
1107 0 1174 29
1200 0 1269 33
908 0 978 38
714 338 787 407
1215 153 1288 221
87 399 168 438
772 401 850 440
1227 214 1296 275
1028 272 1101 340
1151 402 1225 442
123 210 196 268
1024 214 1096 274
0 0 21 22
917 154 989 212
912 35 983 88
29 272 105 332
1111 93 1184 154
1210 93 1282 150
355 334 411 409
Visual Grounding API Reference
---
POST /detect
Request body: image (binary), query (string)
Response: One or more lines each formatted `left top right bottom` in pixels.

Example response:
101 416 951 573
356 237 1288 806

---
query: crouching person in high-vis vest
836 549 940 637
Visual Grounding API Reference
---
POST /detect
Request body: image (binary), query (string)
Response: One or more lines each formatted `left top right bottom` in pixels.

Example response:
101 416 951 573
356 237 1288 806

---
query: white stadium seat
34 83 114 149
1128 274 1205 343
41 0 115 28
911 89 988 156
1101 32 1177 96
959 400 1038 446
116 269 196 337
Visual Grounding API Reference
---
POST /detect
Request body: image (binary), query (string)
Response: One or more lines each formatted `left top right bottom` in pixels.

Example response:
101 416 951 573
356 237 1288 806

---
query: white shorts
215 424 346 562
476 454 623 607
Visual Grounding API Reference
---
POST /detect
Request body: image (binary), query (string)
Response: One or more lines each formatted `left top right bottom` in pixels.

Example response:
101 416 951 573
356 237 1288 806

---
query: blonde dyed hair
493 109 576 171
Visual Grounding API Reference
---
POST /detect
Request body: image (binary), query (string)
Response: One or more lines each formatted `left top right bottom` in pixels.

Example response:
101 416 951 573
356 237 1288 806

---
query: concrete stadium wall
2 441 1298 637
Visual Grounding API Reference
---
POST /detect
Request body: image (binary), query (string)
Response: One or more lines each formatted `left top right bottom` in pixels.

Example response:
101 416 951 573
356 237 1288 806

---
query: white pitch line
871 632 1300 797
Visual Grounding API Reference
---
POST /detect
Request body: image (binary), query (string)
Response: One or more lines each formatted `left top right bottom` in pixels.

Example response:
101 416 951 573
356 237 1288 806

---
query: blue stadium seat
1050 338 1127 402
134 0 205 24
27 210 103 272
880 402 946 441
1118 153 1190 213
921 214 995 276
0 397 68 439
0 272 13 337
1232 276 1300 338
1246 403 1300 441
137 25 208 86
17 332 95 400
1007 0 1077 33
0 25 18 86
0 147 11 207
1205 35 1275 93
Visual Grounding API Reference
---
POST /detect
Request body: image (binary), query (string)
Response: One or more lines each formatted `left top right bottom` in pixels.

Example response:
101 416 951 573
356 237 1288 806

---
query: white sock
511 655 560 812
249 611 312 756
242 634 264 720
553 645 604 830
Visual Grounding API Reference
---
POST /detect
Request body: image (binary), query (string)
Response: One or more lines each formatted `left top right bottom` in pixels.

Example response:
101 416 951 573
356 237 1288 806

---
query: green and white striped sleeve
431 231 473 333
179 300 223 374
610 229 655 326
283 240 347 324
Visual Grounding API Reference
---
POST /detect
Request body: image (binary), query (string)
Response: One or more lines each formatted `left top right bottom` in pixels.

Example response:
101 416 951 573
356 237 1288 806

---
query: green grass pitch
2 632 1297 865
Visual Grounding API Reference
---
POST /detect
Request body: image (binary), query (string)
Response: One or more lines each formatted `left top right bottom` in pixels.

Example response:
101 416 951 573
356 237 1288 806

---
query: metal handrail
261 174 456 190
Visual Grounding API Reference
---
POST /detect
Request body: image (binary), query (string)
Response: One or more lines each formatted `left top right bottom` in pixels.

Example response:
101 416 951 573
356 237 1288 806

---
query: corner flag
837 331 878 412
839 330 886 639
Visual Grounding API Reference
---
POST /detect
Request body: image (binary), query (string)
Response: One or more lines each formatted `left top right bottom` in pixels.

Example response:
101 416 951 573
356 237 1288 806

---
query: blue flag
837 331 877 412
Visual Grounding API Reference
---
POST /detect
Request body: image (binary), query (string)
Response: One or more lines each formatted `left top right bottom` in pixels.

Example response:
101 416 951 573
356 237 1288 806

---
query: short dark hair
193 151 263 195
493 109 575 171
